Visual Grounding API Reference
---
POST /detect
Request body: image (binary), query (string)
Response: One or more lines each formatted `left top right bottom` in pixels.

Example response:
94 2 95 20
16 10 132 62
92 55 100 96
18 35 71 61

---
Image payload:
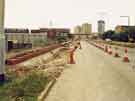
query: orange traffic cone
68 46 78 64
114 47 120 57
123 48 130 62
108 46 112 55
69 52 75 64
125 48 128 53
105 45 108 52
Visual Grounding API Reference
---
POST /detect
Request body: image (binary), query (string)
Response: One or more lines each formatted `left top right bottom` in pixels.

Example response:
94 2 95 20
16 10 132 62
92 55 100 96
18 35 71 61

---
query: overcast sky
5 0 135 32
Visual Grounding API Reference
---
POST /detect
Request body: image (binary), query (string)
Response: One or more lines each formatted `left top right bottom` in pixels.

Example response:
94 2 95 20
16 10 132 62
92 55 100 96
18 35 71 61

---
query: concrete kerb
37 62 66 101
38 79 57 101
37 47 68 101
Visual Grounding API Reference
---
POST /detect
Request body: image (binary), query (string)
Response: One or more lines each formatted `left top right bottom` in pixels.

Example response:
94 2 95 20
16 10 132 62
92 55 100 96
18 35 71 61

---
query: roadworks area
1 47 69 101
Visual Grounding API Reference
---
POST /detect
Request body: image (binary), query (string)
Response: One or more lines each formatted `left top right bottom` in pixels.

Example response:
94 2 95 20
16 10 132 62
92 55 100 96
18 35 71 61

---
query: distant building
40 28 70 39
5 27 70 50
31 29 41 33
74 25 81 34
98 20 105 34
5 28 29 33
115 25 135 33
5 27 70 44
5 28 29 44
81 23 92 34
5 28 31 50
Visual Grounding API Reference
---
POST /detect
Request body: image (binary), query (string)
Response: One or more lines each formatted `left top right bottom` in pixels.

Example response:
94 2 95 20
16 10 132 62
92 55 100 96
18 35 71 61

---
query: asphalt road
45 41 135 101
95 41 135 64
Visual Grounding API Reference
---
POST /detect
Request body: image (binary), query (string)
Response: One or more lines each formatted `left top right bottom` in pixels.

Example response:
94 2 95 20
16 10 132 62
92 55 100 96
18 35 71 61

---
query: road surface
97 42 135 64
112 45 135 64
45 41 135 101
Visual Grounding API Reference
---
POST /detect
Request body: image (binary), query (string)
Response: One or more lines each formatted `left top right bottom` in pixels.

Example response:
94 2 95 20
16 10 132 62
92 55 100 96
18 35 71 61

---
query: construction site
1 0 135 101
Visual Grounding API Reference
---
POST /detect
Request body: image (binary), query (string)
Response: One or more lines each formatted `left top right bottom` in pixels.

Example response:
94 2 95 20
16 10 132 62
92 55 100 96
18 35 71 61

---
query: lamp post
0 0 5 83
120 16 130 26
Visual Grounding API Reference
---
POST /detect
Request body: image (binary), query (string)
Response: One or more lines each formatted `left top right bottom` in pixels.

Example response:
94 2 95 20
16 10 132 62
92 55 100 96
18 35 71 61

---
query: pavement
45 41 135 101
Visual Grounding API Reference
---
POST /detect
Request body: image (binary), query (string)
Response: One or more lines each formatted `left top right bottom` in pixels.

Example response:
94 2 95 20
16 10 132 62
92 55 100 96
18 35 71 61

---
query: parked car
105 38 112 42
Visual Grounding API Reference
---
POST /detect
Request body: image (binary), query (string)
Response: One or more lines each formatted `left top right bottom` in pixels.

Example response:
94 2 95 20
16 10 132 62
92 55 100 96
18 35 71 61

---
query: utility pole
120 16 130 26
0 0 5 83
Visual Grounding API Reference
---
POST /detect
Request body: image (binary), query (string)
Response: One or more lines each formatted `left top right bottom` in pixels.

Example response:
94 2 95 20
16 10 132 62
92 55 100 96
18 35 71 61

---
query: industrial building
5 28 32 50
5 28 30 44
5 28 70 50
40 28 70 38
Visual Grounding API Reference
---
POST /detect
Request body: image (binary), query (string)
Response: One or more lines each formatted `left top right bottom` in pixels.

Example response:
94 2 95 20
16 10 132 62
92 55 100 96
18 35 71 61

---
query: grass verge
0 69 49 101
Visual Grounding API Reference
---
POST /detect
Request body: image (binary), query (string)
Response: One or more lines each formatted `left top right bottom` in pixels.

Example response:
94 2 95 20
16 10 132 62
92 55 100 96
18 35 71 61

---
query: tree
119 32 129 42
127 27 135 42
101 30 129 42
101 30 115 40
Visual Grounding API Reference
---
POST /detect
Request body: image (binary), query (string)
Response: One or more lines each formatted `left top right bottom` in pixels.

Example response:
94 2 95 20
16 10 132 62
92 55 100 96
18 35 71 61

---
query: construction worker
77 41 82 49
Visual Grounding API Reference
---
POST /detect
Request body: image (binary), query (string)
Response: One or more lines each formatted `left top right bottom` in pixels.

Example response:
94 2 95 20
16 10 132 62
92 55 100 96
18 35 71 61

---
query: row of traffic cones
104 45 129 62
89 42 130 63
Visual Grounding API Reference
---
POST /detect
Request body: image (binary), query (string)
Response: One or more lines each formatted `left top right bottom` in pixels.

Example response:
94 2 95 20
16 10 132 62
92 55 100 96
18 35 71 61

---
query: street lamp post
120 16 130 26
0 0 5 83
